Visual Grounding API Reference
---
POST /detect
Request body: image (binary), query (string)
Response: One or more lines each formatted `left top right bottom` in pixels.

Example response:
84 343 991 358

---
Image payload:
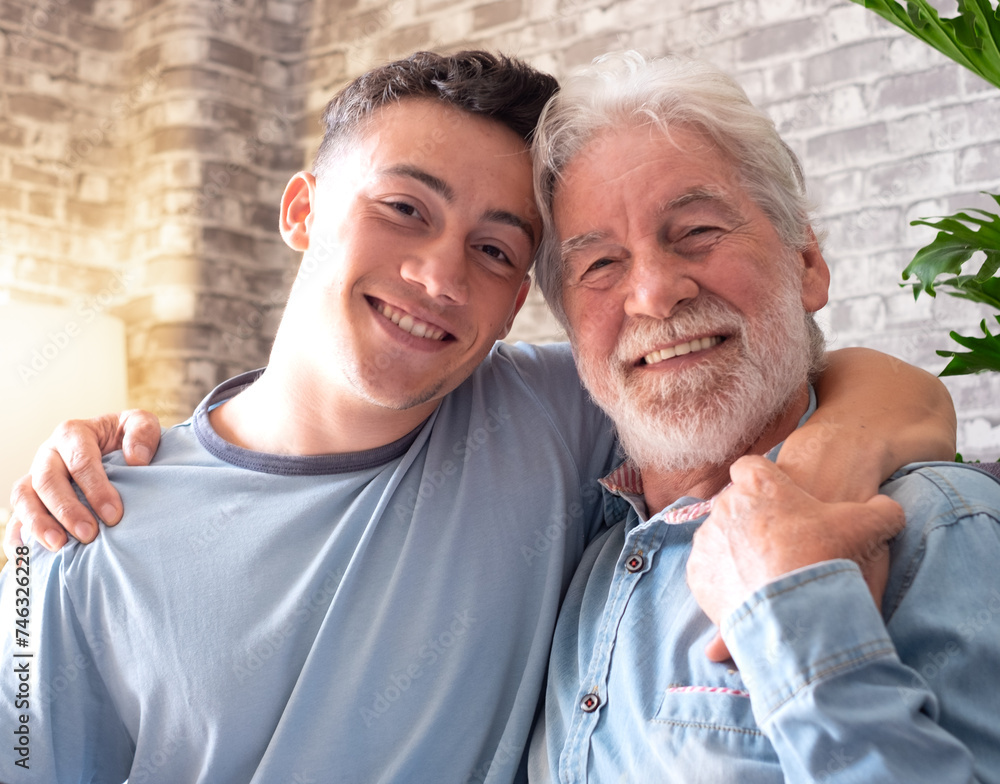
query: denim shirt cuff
721 559 897 726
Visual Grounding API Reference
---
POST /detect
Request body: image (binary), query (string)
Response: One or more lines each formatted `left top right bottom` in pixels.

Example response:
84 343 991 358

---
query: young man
2 51 954 782
527 52 999 783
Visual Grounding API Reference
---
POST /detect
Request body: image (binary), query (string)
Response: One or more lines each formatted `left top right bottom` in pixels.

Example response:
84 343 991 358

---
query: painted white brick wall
3 0 998 456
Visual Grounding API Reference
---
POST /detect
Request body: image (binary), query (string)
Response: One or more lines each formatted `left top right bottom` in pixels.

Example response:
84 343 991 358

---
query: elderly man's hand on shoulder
687 456 905 659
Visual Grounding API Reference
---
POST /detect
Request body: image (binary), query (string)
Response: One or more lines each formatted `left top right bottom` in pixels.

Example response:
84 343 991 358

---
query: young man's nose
400 235 471 305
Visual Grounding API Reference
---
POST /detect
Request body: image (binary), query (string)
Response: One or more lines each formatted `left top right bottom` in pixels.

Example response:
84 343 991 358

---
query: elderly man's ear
798 229 831 313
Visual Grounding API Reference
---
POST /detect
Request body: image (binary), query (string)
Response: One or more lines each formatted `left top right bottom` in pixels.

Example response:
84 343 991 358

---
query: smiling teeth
375 302 447 341
643 336 721 365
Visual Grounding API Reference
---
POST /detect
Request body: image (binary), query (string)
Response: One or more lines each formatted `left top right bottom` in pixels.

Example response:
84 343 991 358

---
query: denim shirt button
625 554 645 573
580 693 601 712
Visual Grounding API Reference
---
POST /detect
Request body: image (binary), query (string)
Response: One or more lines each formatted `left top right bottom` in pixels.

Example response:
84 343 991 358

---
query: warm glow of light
0 302 128 549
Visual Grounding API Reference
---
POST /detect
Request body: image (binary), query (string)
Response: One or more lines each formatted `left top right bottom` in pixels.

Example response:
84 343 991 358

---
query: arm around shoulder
780 347 956 503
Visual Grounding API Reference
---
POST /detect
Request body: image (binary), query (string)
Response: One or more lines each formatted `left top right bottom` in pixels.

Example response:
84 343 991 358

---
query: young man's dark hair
313 50 559 176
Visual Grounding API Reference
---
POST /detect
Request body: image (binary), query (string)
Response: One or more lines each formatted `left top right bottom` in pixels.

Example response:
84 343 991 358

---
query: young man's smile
368 296 451 343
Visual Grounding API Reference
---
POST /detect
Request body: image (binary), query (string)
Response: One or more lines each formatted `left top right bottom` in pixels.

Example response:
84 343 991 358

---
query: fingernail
73 523 95 542
101 504 118 524
43 530 64 550
134 445 153 463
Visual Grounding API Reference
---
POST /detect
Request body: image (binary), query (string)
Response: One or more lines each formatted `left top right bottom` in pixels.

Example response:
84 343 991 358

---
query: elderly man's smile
641 335 724 366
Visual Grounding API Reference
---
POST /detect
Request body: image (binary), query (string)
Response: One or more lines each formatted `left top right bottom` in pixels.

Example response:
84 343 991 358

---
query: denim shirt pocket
650 683 780 770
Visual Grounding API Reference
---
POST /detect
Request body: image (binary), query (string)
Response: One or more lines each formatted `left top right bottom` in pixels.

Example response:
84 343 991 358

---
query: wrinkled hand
5 410 161 558
687 456 905 662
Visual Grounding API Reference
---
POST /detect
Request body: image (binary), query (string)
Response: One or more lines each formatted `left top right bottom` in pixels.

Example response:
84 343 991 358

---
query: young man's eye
389 201 420 218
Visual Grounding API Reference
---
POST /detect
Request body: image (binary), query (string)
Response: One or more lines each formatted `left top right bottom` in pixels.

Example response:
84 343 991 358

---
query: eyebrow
382 164 535 246
662 186 742 223
382 164 455 202
484 208 536 246
559 230 615 262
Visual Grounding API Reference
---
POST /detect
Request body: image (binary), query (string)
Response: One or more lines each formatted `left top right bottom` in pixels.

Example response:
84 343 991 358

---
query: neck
210 369 436 456
209 335 439 456
639 386 811 514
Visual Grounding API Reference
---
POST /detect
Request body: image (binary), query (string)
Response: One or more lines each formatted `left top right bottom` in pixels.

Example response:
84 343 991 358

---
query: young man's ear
498 277 532 340
280 172 318 251
798 229 831 313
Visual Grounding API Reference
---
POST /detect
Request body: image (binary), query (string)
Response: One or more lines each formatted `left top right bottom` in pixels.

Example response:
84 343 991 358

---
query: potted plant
850 0 1000 474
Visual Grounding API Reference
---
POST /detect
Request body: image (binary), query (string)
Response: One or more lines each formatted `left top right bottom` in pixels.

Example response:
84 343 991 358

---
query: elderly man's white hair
532 51 820 328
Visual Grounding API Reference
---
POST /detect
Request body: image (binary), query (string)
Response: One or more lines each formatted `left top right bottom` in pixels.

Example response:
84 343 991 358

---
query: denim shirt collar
598 385 818 525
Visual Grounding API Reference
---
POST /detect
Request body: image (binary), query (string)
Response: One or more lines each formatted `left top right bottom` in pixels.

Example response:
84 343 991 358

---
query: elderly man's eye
587 258 615 273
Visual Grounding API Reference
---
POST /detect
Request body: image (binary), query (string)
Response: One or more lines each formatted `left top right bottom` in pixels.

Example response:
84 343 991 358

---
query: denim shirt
529 401 1000 783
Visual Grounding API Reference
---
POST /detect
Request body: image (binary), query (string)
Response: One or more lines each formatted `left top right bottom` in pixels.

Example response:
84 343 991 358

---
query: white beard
576 270 814 473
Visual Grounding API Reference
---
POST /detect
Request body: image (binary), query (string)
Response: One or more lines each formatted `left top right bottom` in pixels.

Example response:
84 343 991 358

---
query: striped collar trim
660 495 717 524
600 460 723 524
599 461 644 495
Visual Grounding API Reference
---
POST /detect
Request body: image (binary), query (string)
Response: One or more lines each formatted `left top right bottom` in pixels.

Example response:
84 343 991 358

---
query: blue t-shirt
0 342 617 784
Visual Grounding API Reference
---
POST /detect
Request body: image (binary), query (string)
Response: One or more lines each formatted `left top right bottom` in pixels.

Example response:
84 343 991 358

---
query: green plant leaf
976 250 1000 281
953 0 984 49
949 276 1000 309
902 233 977 297
852 0 1000 89
937 318 1000 375
902 194 1000 297
911 273 1000 310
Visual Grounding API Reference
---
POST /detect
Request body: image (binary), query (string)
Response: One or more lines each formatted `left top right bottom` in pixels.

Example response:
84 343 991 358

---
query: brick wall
2 0 998 457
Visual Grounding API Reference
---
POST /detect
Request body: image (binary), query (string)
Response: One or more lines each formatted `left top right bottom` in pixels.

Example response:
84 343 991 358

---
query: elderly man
527 53 1000 783
1 51 957 783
